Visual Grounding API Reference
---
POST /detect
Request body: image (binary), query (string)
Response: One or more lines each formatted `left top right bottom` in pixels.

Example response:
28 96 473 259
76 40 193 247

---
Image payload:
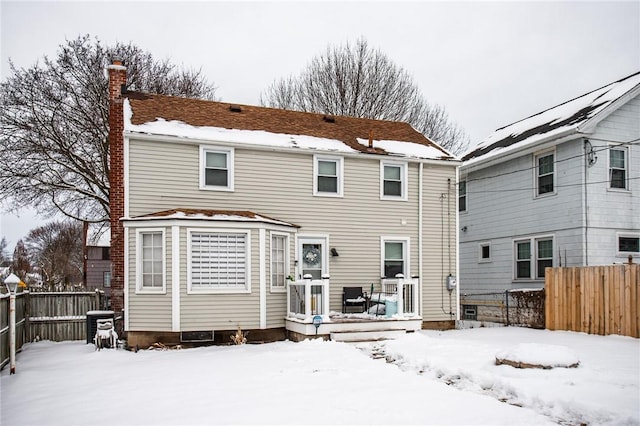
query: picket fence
545 263 639 338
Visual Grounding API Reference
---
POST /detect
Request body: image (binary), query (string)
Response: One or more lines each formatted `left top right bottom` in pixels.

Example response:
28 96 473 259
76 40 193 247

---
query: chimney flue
107 59 127 327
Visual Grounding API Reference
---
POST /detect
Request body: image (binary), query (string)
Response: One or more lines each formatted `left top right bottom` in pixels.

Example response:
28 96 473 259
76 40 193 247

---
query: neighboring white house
458 71 639 314
107 61 461 347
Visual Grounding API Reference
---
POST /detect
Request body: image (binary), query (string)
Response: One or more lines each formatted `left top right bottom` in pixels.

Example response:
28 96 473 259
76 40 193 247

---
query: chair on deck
342 287 366 313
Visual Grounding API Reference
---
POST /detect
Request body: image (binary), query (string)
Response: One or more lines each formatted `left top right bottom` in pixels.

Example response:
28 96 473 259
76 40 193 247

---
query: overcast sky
1 0 639 249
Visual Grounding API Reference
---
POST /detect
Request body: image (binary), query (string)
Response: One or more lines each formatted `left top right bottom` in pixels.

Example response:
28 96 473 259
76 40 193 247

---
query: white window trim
199 145 235 191
533 149 556 198
135 228 166 294
296 234 330 279
608 145 630 192
459 179 467 213
380 236 410 278
313 155 344 197
513 234 554 281
616 232 640 258
380 161 408 201
270 231 290 293
187 228 251 294
478 242 491 263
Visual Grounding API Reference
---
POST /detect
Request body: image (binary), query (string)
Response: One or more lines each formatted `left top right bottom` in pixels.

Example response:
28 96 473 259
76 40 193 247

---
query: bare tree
0 35 217 224
11 240 31 281
0 237 9 268
261 38 469 155
25 220 84 290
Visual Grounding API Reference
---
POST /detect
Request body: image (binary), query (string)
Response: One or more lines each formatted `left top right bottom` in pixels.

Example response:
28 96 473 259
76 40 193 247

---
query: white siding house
459 72 640 308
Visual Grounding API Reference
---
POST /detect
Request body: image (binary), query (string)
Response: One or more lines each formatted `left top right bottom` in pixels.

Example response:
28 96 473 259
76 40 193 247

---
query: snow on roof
123 93 455 161
356 137 451 160
123 209 299 228
125 100 357 154
463 71 640 165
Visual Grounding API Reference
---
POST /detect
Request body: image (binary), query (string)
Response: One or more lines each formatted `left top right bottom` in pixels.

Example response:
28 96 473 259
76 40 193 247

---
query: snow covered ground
1 327 638 425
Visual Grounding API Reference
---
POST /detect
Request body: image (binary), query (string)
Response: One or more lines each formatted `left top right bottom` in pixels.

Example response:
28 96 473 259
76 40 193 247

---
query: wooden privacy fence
1 292 27 370
1 291 105 370
545 264 639 338
28 292 105 342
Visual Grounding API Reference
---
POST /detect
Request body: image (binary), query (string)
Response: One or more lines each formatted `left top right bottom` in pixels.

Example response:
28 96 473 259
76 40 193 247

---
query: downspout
418 163 424 317
583 139 590 266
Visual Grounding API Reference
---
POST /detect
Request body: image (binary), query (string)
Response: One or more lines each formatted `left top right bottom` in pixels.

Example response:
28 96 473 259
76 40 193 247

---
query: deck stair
330 328 409 342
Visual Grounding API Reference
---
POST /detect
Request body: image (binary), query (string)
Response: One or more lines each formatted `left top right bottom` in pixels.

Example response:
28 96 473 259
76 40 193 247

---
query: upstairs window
459 180 467 212
314 155 343 196
609 147 628 190
381 162 407 200
103 271 112 288
536 152 555 196
200 146 234 191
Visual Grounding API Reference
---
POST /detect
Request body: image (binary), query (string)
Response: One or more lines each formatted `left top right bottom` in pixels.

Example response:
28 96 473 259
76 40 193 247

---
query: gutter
124 131 462 167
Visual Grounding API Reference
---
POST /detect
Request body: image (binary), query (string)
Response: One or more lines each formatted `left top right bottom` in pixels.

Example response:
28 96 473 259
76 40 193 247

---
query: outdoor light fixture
330 248 339 257
4 273 20 374
5 273 19 294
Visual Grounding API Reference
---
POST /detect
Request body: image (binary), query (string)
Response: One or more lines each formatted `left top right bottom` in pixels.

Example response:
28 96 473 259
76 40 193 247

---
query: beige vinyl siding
127 226 173 331
180 227 260 330
128 138 458 324
420 164 458 321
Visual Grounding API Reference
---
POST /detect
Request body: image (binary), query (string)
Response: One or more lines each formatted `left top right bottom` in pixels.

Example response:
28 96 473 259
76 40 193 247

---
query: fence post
24 291 30 342
505 290 510 326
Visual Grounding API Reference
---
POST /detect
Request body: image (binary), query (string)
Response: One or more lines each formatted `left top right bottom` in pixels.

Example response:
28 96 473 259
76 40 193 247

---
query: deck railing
380 275 419 317
287 275 330 321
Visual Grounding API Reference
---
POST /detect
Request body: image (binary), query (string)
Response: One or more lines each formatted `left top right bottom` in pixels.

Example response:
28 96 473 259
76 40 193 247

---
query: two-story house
107 61 461 347
458 72 639 319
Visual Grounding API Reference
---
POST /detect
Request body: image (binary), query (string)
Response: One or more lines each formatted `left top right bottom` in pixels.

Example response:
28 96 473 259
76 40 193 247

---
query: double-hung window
609 147 628 190
188 230 250 293
459 180 467 212
271 233 289 291
381 162 407 200
137 229 165 292
535 151 555 196
314 155 343 196
514 236 553 280
200 146 234 191
381 237 409 278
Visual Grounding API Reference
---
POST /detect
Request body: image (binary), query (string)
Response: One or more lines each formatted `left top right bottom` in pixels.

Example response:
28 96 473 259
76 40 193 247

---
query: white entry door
297 237 327 280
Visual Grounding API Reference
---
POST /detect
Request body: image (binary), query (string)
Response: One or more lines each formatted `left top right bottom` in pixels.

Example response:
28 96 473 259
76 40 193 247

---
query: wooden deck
285 313 422 342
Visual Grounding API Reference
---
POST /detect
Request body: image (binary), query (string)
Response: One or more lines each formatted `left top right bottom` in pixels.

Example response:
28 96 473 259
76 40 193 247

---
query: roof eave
578 84 640 134
125 130 460 164
460 127 578 172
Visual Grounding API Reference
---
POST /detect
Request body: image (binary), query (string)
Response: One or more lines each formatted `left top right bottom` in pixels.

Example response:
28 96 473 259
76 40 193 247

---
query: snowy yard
1 327 638 426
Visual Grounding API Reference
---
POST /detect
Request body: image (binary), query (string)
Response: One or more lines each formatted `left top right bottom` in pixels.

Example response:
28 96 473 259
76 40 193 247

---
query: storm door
297 237 327 280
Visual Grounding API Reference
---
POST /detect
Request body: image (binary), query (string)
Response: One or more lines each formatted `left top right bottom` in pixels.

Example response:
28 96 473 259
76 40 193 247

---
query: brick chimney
107 59 126 330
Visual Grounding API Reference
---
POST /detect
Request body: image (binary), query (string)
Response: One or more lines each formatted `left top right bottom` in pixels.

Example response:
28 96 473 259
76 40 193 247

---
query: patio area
285 274 422 341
